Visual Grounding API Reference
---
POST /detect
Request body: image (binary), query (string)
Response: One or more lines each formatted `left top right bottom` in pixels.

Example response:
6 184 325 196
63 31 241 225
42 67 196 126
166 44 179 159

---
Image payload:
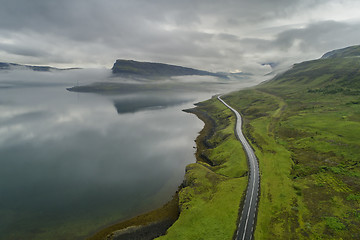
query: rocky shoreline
85 194 179 240
107 219 175 240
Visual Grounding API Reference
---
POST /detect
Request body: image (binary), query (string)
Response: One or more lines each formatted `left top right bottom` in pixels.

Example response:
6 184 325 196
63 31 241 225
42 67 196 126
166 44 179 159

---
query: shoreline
86 104 214 240
85 193 180 240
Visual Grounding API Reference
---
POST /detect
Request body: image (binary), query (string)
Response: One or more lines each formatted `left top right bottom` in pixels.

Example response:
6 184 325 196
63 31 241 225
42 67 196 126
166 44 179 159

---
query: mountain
0 62 80 72
111 59 225 78
321 45 360 59
267 45 360 92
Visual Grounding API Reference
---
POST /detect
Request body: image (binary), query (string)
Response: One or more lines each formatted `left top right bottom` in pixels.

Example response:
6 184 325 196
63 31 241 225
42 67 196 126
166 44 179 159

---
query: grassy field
221 54 360 239
156 97 248 239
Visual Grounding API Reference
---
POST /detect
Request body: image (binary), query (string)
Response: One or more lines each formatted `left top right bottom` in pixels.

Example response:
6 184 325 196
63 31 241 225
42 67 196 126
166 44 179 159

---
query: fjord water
0 69 257 240
0 69 208 240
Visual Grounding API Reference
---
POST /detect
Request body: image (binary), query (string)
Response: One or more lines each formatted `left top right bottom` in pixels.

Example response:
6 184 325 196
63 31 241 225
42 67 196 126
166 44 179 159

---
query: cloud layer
1 0 360 73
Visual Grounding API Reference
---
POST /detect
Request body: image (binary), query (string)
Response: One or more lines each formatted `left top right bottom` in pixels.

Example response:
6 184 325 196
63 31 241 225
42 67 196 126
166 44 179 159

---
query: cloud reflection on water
0 69 213 239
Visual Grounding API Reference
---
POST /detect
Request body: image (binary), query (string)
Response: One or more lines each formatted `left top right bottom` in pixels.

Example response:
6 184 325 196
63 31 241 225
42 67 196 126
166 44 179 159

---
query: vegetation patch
324 217 346 231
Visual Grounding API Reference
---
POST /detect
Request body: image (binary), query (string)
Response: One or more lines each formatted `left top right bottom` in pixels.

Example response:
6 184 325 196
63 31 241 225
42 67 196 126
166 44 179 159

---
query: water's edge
85 193 179 240
86 106 213 240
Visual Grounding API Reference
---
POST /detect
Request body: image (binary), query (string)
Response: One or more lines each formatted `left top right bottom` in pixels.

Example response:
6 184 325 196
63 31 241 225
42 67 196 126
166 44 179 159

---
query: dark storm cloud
0 0 359 73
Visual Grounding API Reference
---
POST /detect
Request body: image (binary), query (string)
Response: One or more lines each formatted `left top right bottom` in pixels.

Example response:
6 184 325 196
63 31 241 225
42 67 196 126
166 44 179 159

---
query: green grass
219 54 360 239
157 164 246 240
156 97 248 239
223 90 309 239
324 217 346 231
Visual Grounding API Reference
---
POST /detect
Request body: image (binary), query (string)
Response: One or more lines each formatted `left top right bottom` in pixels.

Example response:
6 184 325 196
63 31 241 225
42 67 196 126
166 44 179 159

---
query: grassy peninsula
156 98 249 239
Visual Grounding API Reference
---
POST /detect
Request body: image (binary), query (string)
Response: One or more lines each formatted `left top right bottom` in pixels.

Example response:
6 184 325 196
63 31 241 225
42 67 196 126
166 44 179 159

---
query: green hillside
268 57 360 91
321 45 360 59
220 45 360 239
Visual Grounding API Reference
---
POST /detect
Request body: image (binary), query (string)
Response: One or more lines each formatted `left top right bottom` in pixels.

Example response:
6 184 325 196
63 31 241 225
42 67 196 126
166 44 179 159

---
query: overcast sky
1 0 360 73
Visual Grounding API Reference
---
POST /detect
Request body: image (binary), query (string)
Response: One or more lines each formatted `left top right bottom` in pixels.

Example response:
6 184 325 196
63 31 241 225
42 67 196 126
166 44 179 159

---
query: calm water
0 69 254 240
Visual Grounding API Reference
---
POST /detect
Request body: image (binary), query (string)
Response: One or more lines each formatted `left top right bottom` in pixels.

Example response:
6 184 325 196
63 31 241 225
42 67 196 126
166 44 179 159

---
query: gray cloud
0 0 359 73
237 21 360 70
0 42 49 57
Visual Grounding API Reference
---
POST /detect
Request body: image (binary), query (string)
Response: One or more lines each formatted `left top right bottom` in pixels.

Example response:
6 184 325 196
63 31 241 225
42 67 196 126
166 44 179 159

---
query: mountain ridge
111 59 226 78
321 45 360 59
266 44 360 91
0 62 80 72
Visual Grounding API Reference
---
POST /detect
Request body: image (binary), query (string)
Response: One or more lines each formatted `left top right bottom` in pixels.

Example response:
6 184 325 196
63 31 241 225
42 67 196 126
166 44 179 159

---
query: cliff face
111 59 223 78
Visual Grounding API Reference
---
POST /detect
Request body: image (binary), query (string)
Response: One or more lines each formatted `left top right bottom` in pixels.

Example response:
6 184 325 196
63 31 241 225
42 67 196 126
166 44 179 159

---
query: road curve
218 96 260 240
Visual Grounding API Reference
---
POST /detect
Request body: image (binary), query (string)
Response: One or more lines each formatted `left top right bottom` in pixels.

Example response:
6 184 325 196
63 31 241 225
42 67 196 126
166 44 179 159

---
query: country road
218 96 260 240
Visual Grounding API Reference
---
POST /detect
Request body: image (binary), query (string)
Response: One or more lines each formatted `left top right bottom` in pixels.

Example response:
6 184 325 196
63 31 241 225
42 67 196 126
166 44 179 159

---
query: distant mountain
321 45 360 59
0 62 80 72
111 59 225 78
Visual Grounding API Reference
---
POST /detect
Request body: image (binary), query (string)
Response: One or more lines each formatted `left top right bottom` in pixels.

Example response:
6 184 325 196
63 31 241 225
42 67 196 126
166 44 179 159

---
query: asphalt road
218 96 260 240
